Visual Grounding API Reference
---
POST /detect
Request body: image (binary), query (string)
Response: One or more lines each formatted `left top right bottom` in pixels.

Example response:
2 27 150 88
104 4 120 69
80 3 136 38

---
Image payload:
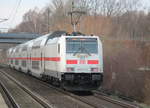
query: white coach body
7 31 103 91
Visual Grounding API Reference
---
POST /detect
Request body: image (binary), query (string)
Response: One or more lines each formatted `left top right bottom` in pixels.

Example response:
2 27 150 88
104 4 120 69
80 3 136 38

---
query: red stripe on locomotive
66 60 78 64
87 60 99 64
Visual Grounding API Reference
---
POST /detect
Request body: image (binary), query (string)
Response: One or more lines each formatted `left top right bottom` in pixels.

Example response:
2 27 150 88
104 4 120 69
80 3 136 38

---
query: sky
0 0 150 32
0 0 51 32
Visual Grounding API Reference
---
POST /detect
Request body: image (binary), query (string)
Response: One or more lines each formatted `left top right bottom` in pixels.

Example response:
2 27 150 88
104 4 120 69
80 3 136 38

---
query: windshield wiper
73 47 91 56
82 47 91 56
73 47 82 56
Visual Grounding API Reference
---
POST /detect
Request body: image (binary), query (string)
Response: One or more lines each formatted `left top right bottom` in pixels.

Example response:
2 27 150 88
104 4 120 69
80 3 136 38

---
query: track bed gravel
0 68 93 108
0 67 139 108
0 72 44 108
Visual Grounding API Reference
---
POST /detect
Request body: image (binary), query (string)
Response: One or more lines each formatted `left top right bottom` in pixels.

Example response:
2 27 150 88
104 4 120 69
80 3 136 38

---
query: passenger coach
7 31 103 91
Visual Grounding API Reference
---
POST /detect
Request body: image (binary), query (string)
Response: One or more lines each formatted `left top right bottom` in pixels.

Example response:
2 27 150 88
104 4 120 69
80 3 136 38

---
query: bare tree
22 8 40 33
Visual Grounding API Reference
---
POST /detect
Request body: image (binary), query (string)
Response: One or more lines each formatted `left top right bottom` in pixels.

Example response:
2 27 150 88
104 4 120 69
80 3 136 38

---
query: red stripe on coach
87 60 99 64
31 57 42 61
66 60 78 64
19 57 28 60
44 57 60 61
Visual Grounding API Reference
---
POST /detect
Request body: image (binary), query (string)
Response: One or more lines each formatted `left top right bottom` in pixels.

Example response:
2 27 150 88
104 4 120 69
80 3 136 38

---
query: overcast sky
0 0 50 32
0 0 150 32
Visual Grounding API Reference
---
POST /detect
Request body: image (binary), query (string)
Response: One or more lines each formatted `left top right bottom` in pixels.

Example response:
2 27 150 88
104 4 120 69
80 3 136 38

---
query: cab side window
58 44 60 54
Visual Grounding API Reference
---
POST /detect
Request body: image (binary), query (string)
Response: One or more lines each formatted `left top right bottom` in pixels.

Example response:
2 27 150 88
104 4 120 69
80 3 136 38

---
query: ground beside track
0 66 141 108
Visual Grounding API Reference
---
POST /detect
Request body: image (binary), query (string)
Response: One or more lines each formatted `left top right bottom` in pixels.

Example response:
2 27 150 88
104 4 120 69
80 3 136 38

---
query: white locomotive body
7 31 103 91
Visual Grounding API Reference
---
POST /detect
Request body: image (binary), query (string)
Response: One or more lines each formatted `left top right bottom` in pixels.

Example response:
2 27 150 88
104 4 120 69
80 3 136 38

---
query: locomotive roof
47 31 85 39
9 31 99 51
47 31 67 39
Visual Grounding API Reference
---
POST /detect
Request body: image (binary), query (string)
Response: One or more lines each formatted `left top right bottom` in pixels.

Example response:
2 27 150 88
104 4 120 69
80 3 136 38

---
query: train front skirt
61 73 103 91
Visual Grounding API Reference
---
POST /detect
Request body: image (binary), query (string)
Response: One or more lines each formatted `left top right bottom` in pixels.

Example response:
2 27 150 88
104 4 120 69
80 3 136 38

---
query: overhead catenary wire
0 0 18 23
9 0 22 29
7 0 19 20
0 0 22 30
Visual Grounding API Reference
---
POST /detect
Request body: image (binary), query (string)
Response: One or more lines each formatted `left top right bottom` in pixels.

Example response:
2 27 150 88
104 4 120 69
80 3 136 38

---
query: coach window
22 46 27 51
58 44 60 54
32 40 42 49
15 47 19 53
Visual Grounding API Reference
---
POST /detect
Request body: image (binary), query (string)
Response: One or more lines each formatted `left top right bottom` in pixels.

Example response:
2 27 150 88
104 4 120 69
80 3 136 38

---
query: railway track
93 91 140 108
0 67 141 108
0 81 19 108
0 69 96 108
0 71 53 108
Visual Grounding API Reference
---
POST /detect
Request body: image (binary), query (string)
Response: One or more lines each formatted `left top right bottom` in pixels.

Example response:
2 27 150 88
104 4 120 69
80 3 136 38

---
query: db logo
79 60 86 64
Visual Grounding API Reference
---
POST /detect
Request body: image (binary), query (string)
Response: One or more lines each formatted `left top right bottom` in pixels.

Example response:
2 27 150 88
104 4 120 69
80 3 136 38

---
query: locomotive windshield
66 38 98 54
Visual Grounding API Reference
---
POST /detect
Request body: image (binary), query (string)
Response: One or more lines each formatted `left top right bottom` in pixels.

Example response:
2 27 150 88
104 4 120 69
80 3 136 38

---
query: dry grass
102 40 148 102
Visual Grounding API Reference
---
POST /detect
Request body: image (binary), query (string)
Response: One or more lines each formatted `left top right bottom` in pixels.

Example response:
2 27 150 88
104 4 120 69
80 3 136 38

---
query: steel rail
93 91 141 108
0 70 53 108
0 81 20 108
0 68 141 108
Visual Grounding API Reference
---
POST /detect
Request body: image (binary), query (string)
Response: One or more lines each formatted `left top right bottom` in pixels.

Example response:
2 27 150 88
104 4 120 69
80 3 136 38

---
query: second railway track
0 81 19 108
93 91 140 108
0 67 141 108
0 71 53 108
0 68 95 108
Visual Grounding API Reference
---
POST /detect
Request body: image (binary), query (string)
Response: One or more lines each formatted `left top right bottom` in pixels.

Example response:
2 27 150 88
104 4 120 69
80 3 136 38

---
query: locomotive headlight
91 68 99 72
66 67 74 72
